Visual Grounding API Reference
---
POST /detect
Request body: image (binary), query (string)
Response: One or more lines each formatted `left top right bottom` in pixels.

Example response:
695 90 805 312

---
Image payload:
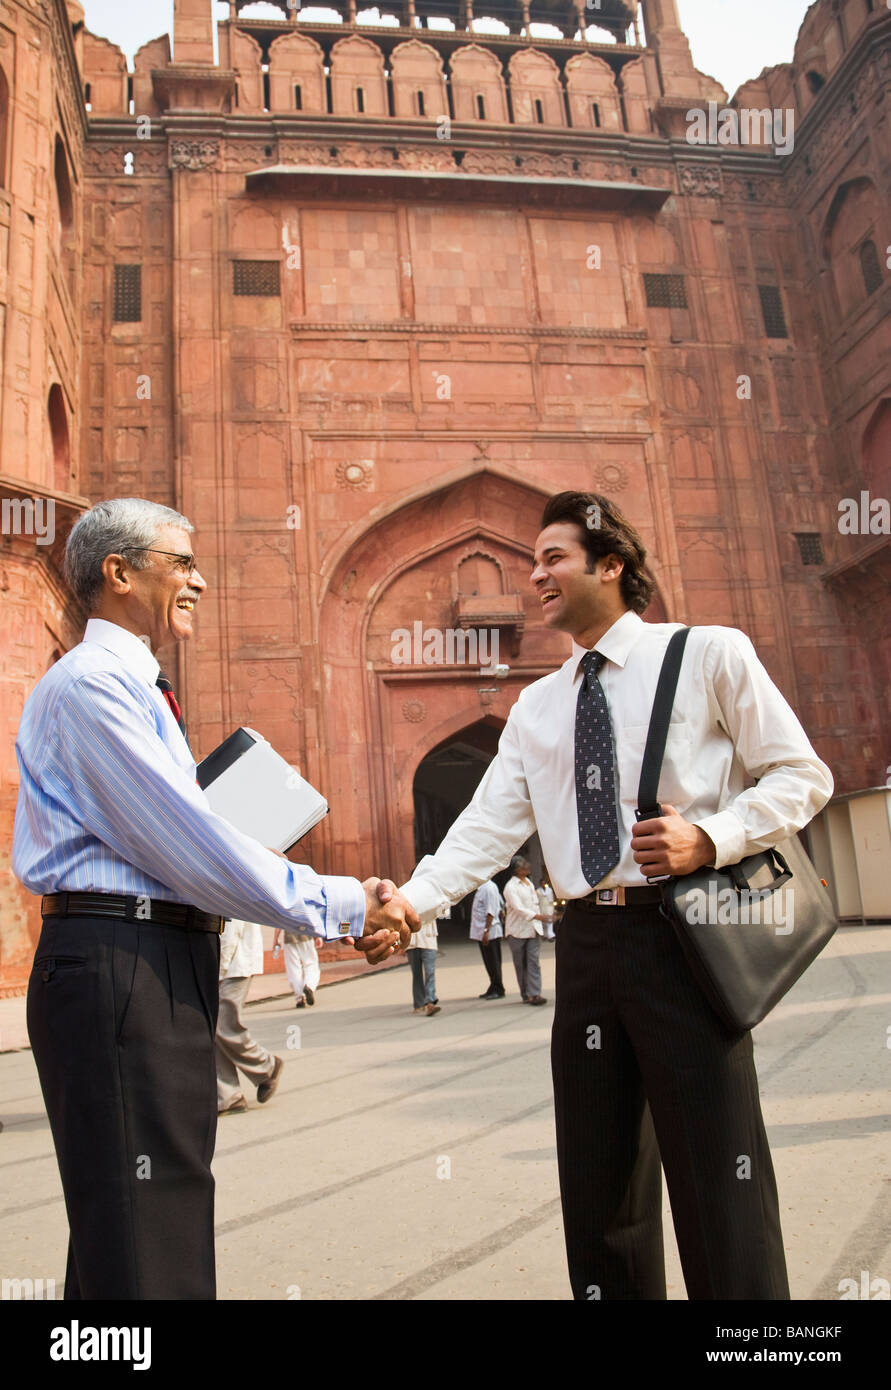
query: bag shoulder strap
636 626 692 817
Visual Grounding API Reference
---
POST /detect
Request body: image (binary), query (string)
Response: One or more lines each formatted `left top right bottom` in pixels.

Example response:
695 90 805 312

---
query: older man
13 498 416 1301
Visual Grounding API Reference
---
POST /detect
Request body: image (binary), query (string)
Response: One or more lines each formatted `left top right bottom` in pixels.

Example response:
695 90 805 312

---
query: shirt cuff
400 877 449 926
321 876 366 942
691 809 747 870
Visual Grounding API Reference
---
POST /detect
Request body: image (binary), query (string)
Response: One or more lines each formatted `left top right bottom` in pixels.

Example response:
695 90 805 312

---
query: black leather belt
571 885 664 910
41 892 224 934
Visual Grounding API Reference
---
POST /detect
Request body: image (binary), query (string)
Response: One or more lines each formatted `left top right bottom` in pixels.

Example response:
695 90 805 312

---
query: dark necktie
575 650 621 889
156 671 189 747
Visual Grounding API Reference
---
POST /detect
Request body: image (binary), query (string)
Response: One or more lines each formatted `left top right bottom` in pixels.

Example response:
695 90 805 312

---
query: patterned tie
156 671 189 747
575 650 621 889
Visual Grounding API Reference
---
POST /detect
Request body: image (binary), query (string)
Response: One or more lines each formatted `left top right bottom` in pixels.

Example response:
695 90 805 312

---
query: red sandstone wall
1 0 889 994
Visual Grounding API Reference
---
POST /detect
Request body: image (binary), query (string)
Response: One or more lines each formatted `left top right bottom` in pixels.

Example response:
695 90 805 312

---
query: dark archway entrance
413 720 499 935
412 717 544 935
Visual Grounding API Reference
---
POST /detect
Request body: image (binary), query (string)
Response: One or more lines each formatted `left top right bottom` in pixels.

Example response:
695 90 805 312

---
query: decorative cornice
289 321 647 340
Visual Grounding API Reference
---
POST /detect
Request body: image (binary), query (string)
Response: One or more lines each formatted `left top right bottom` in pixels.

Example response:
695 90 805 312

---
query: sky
80 0 814 99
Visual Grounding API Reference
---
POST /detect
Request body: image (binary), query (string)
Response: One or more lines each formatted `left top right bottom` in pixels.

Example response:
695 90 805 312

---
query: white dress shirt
401 611 834 924
504 875 542 938
13 618 365 941
469 880 504 940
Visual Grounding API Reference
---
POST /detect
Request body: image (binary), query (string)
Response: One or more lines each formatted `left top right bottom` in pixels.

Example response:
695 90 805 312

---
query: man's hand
630 805 716 879
352 878 420 965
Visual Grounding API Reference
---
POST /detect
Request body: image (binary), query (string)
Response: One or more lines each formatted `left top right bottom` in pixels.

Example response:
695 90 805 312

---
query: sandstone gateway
0 0 888 993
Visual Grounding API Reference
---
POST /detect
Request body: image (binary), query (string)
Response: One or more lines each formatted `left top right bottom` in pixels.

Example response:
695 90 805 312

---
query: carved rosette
336 461 374 490
594 463 629 492
169 140 221 172
402 700 427 724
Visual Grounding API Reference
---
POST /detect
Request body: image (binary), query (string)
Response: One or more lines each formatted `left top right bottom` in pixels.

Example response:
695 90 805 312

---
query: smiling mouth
176 598 196 612
540 590 561 607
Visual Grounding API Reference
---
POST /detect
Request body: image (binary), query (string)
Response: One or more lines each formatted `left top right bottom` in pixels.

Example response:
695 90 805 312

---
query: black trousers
478 937 503 991
27 914 220 1300
551 903 789 1301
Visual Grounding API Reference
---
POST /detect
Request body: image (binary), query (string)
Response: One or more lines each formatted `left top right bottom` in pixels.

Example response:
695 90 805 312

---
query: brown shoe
528 996 547 1006
219 1096 248 1116
257 1055 283 1104
425 1003 441 1016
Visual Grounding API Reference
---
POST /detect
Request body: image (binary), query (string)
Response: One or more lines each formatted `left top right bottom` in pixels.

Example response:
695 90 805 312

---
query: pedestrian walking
470 879 506 998
216 919 283 1114
274 927 321 1007
537 876 557 939
408 916 440 1016
504 856 547 1005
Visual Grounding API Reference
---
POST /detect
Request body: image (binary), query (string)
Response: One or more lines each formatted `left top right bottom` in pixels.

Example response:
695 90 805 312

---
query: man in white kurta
216 919 282 1113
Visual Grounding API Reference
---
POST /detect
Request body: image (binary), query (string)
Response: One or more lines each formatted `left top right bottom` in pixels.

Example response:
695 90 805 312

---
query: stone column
173 0 216 64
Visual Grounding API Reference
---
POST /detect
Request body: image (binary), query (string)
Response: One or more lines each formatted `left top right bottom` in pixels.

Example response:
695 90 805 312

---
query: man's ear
599 553 625 584
101 552 132 596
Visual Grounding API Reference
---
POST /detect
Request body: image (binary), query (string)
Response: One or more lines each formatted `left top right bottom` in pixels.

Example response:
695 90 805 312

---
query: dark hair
540 491 655 615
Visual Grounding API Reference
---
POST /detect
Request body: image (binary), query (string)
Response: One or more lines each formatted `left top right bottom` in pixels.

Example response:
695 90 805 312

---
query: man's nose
191 567 208 593
530 562 548 586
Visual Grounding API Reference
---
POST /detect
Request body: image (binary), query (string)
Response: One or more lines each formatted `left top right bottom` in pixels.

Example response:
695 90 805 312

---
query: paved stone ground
0 928 888 1301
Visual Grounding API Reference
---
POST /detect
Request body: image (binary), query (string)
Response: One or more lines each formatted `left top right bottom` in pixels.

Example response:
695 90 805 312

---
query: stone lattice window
233 260 281 296
794 533 824 566
758 284 789 338
643 273 687 308
113 264 142 322
859 239 883 297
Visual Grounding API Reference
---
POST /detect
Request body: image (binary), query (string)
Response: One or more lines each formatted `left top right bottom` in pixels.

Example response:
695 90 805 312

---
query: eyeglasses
123 547 199 577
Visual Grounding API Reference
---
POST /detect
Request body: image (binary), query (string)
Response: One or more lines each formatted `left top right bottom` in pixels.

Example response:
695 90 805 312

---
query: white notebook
196 727 329 853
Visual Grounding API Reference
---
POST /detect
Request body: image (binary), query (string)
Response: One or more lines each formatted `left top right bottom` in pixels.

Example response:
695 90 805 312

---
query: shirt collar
82 618 161 686
570 610 645 682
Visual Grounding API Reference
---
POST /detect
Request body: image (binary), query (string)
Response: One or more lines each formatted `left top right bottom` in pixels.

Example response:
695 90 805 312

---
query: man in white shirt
504 856 547 1005
469 878 505 999
397 490 833 1300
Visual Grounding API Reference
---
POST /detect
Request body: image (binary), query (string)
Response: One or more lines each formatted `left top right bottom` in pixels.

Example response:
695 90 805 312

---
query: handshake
353 878 421 965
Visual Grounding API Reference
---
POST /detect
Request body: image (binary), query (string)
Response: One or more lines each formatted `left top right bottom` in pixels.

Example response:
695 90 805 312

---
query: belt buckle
595 888 625 907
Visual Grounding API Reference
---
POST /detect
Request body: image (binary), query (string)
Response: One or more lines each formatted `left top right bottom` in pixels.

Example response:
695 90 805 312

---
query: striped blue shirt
12 619 365 941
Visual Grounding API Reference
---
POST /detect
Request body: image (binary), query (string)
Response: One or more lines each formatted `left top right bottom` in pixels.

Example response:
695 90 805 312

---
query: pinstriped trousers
27 914 219 1300
551 903 789 1301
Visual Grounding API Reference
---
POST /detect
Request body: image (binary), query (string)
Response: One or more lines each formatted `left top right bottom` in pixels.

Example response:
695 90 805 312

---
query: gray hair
510 855 530 873
65 498 193 611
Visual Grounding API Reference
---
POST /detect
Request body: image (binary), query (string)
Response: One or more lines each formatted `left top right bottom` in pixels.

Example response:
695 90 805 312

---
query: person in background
537 875 557 940
470 878 505 999
273 927 321 1007
216 918 283 1115
504 855 547 1006
408 911 441 1017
